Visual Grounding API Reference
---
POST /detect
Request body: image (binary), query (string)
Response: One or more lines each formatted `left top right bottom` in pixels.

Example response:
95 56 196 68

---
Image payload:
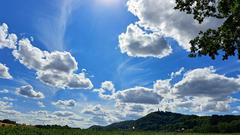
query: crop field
0 127 240 135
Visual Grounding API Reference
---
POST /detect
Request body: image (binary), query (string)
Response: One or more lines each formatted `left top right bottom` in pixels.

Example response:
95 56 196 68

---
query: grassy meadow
0 127 240 135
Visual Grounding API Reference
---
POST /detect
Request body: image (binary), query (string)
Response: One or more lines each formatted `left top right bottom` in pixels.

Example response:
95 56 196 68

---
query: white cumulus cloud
53 111 74 117
115 87 163 104
119 23 172 58
174 67 240 98
16 85 45 99
94 81 116 100
119 0 224 59
0 63 13 79
13 38 93 89
0 23 17 49
96 67 240 113
52 99 76 107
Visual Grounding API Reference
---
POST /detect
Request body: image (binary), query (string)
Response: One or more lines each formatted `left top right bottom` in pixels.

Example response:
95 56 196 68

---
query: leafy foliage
175 0 240 60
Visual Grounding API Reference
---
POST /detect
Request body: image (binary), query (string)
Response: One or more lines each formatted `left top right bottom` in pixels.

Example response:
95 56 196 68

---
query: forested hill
89 111 240 133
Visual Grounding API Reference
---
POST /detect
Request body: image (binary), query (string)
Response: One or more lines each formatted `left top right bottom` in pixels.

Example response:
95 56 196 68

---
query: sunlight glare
95 0 120 7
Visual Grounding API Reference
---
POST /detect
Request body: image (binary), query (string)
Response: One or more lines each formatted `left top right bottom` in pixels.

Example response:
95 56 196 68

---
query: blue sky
0 0 240 128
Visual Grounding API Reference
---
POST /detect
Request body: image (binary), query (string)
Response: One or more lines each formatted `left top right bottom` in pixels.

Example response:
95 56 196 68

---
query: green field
0 127 240 135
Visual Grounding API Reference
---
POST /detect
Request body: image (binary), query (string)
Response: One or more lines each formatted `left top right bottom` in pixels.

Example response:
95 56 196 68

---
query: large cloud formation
12 39 93 89
174 67 240 98
16 85 45 99
0 23 93 90
0 63 13 79
119 0 224 58
163 67 240 112
170 67 240 112
96 67 240 113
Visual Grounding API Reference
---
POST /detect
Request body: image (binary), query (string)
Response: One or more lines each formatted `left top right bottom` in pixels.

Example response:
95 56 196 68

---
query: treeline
192 115 240 133
90 111 240 133
0 119 80 130
35 125 73 129
0 119 17 125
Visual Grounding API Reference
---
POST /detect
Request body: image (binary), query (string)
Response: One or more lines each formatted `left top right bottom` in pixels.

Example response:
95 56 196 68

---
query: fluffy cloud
16 85 44 99
174 67 240 98
94 81 116 100
169 67 240 112
115 87 162 104
13 39 93 89
52 99 76 107
96 67 240 113
170 96 235 112
119 0 224 59
83 103 149 124
154 67 240 113
95 81 163 105
115 102 154 117
153 79 172 95
101 81 115 92
0 63 13 79
83 105 107 116
152 67 240 113
0 23 17 49
53 111 74 117
119 23 172 58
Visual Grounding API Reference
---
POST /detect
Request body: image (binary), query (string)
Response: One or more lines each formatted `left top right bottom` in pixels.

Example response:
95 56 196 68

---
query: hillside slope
89 111 240 133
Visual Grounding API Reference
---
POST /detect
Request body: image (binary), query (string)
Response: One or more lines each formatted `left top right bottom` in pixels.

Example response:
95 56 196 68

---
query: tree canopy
174 0 240 60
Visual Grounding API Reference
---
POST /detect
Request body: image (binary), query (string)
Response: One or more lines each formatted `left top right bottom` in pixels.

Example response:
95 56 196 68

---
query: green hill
89 111 240 133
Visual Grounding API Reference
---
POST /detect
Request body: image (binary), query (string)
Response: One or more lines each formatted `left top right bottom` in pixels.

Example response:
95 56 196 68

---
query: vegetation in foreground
0 126 240 135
